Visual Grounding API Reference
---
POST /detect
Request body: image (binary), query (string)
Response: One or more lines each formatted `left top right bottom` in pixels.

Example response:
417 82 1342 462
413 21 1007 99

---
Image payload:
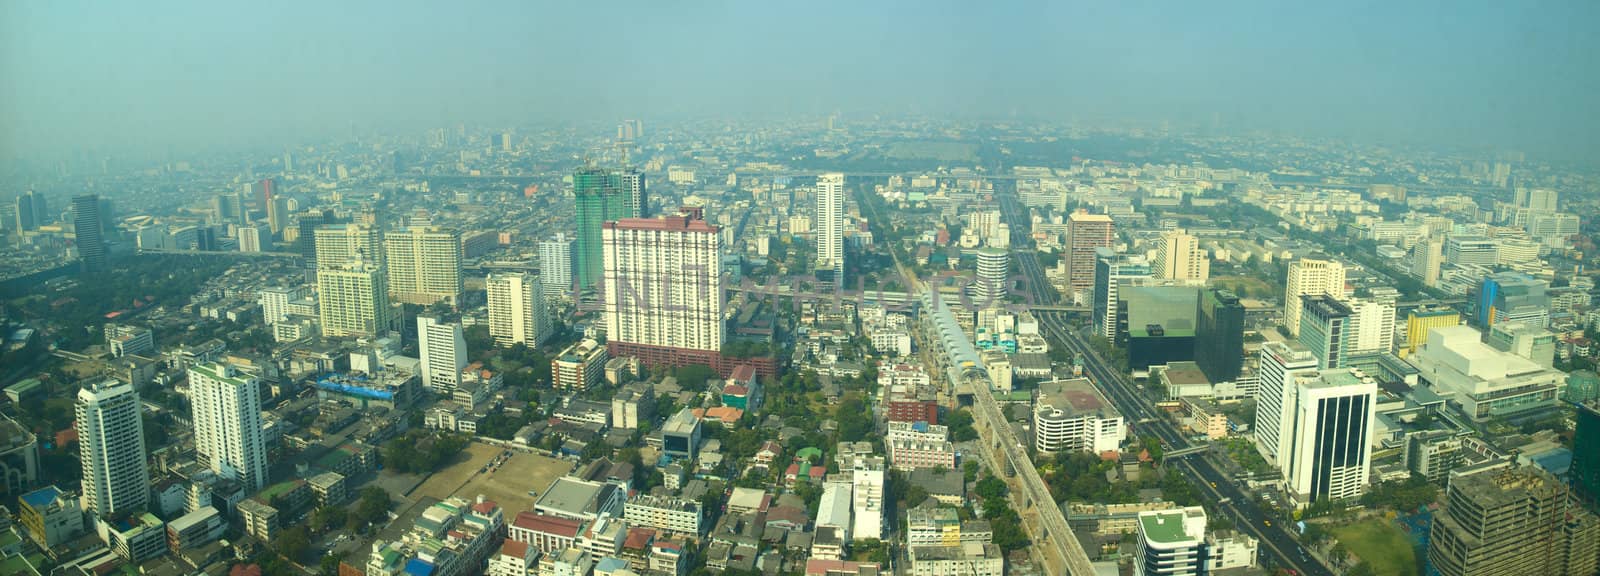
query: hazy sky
3 1 1597 161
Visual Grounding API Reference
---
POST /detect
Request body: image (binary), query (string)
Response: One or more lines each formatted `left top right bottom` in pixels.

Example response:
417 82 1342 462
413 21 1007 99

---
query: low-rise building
908 542 1004 576
624 494 702 535
553 339 608 391
18 486 83 550
166 506 224 551
1033 378 1125 454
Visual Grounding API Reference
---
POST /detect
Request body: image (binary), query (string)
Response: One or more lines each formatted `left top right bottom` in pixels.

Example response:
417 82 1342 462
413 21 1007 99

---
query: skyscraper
76 380 150 519
317 261 392 338
188 362 269 492
1281 369 1377 508
815 173 845 272
1515 187 1559 211
574 167 643 290
1344 298 1396 356
1254 342 1319 465
1066 210 1115 305
1093 248 1151 340
971 247 1009 304
418 316 467 394
1194 289 1245 383
1428 466 1600 576
487 272 550 348
621 168 648 219
315 223 382 268
384 227 463 305
14 191 46 231
1153 230 1209 282
1573 402 1600 515
539 233 575 301
602 208 725 371
1283 257 1345 337
72 194 107 272
1410 237 1444 287
1299 295 1353 369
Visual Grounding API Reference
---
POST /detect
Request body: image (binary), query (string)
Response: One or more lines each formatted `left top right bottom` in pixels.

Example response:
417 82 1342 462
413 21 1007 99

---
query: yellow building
1404 307 1461 357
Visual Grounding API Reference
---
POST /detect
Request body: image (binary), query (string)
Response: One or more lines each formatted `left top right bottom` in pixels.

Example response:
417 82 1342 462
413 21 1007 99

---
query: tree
1346 561 1378 576
947 409 979 442
276 526 310 561
319 553 345 576
312 505 348 534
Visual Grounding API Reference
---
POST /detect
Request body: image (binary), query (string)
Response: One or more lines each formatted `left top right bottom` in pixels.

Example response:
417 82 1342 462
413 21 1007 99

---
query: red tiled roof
513 511 583 537
500 540 530 558
604 215 718 234
623 527 656 550
722 384 748 397
472 501 498 515
730 364 756 382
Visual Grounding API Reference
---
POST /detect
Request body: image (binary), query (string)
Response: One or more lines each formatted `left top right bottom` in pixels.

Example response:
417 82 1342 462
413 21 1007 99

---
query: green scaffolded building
573 166 646 289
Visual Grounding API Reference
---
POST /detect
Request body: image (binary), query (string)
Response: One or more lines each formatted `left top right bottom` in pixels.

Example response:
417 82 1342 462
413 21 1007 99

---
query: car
1263 519 1272 527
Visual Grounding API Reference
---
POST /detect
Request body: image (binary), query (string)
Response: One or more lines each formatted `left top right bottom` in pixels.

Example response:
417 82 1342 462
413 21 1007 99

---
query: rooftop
1036 378 1119 418
1138 507 1205 545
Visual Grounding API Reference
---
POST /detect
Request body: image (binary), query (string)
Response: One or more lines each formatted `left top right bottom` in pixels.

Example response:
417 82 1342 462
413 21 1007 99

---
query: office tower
621 168 648 219
253 178 276 210
317 262 392 338
1153 230 1209 282
1575 402 1600 514
72 194 107 272
1445 235 1499 267
1254 342 1319 464
1409 237 1444 287
601 208 725 370
1120 285 1202 371
1344 298 1396 356
487 272 550 348
574 167 642 289
1515 187 1559 211
268 196 290 236
1428 466 1600 576
539 233 575 300
1135 507 1207 576
188 362 268 492
1403 306 1460 357
1299 295 1352 369
76 380 150 518
211 194 236 224
1093 248 1152 340
295 210 334 261
971 247 1009 303
418 316 468 394
850 457 885 541
384 227 463 305
315 223 382 267
1194 289 1245 383
1066 211 1115 305
238 225 269 253
1281 369 1377 507
1476 271 1550 329
1283 258 1345 337
14 191 46 231
815 172 845 271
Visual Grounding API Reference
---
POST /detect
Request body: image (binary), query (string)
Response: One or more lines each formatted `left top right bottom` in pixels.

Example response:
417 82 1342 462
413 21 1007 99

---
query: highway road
1034 311 1333 576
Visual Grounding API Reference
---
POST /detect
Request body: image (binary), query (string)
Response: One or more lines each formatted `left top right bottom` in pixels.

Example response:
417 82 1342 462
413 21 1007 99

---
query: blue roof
596 558 629 572
20 486 59 509
1531 448 1573 476
404 559 434 576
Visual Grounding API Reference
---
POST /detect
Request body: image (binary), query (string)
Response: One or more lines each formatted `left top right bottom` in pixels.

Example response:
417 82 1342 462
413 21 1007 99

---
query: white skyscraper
1345 298 1397 355
314 223 382 268
539 233 575 300
1281 369 1377 508
1152 230 1209 282
815 173 845 270
188 362 269 492
602 209 725 363
1283 258 1346 337
971 247 1009 303
318 262 392 338
76 380 151 519
418 316 468 394
384 227 463 305
1254 342 1320 465
238 225 269 253
487 272 550 348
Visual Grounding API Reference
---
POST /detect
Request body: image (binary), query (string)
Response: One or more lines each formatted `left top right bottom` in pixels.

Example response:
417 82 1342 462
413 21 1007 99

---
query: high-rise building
315 223 382 268
971 247 1009 304
1254 342 1319 465
1135 507 1207 576
1428 466 1600 576
1410 237 1444 287
1574 402 1600 514
418 316 468 394
1403 306 1460 357
539 233 575 300
1280 369 1377 508
14 191 47 231
1527 212 1581 249
815 173 845 271
1283 258 1345 337
1093 248 1151 340
1066 211 1115 305
621 168 648 219
237 225 269 253
257 286 302 325
1194 289 1245 383
487 272 550 349
1515 187 1559 211
1299 295 1352 370
188 362 269 492
317 262 392 338
76 380 150 519
1476 271 1549 329
268 197 291 236
1445 235 1499 267
850 457 885 541
1153 230 1209 282
72 194 107 272
574 167 643 289
384 227 462 305
1344 298 1396 356
602 209 725 371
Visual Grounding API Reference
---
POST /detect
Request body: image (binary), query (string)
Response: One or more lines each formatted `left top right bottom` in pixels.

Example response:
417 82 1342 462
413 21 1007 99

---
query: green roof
0 555 40 576
258 480 305 502
1139 512 1195 544
4 379 40 394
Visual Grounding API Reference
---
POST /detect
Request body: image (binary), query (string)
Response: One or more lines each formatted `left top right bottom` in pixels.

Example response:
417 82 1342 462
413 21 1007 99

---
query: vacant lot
413 443 572 514
1333 519 1418 576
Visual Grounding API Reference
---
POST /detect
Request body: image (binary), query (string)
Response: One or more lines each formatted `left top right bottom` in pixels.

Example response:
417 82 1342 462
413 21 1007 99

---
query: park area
411 442 573 515
1332 519 1419 576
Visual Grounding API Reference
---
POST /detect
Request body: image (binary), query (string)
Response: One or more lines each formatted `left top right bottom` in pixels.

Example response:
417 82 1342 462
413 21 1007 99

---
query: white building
852 457 886 541
886 421 956 472
1254 342 1321 465
385 227 463 305
908 543 1005 576
539 233 574 300
76 380 150 518
318 261 393 338
816 173 845 270
1344 298 1396 355
817 479 854 542
1408 325 1564 421
258 286 303 325
971 248 1009 303
1284 258 1346 337
487 272 550 348
601 209 725 357
1032 378 1125 454
188 362 269 492
1135 507 1207 576
1153 230 1209 282
1282 369 1377 508
623 494 702 535
418 316 468 394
